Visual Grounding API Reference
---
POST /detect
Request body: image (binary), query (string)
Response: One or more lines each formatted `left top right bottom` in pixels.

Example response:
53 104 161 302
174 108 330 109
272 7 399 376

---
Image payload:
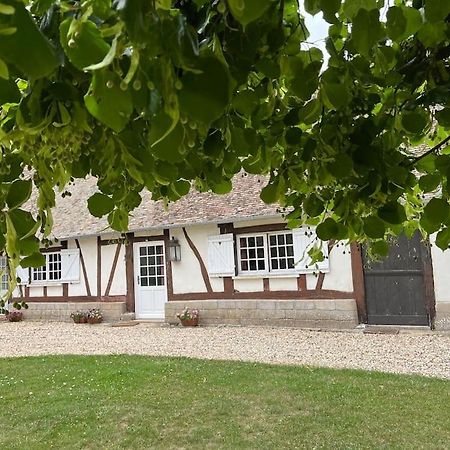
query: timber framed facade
7 174 448 329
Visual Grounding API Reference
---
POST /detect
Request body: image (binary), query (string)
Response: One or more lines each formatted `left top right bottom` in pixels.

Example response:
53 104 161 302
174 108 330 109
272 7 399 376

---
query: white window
237 229 329 276
32 252 62 282
24 249 80 286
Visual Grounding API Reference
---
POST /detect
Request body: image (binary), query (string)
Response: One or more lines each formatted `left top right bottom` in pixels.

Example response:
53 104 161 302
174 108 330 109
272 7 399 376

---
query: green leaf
60 18 110 71
0 57 8 79
320 0 341 24
84 35 118 71
20 252 45 268
435 228 450 250
316 218 339 240
148 112 185 163
351 8 383 57
84 70 133 133
363 216 385 239
299 99 321 125
260 181 279 204
108 208 129 231
371 240 389 257
303 194 325 217
211 179 232 194
418 173 441 192
386 6 422 42
87 193 115 218
423 198 449 225
378 202 407 224
179 54 232 124
232 90 259 115
6 179 32 209
343 0 377 19
0 0 59 78
401 110 429 135
8 209 37 239
0 77 20 103
436 108 450 128
424 0 450 23
228 0 273 27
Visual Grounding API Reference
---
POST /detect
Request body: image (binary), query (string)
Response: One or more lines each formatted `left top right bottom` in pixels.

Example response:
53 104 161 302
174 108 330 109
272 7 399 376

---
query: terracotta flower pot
180 317 199 327
87 317 102 324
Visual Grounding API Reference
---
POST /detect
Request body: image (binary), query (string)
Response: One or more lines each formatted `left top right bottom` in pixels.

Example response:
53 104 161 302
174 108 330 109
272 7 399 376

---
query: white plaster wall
47 285 63 297
322 243 353 292
68 237 98 296
171 225 224 294
233 277 264 292
100 244 126 296
267 277 297 291
430 237 450 304
29 286 44 297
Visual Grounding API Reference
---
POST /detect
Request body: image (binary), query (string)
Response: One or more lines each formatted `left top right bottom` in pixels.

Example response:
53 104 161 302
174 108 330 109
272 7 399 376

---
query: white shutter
207 234 235 277
16 265 30 285
61 249 80 282
293 228 330 273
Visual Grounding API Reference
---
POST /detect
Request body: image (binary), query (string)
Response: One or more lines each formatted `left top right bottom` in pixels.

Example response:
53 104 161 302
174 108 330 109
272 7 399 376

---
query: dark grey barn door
362 233 430 326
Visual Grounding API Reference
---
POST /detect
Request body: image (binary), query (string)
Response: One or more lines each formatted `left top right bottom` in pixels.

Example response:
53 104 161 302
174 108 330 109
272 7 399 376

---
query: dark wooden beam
18 295 126 303
263 278 270 292
350 243 367 322
61 240 69 299
131 235 166 243
182 227 213 293
163 230 174 301
297 275 307 291
233 223 287 235
125 232 135 312
97 236 102 299
75 239 91 297
104 243 122 297
423 242 436 328
171 289 354 301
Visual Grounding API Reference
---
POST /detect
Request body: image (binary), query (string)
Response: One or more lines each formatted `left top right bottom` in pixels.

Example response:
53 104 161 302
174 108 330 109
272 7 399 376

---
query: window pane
240 249 248 259
157 277 165 286
249 249 256 259
269 235 276 245
249 260 257 271
286 233 293 245
248 236 255 246
277 234 285 245
279 259 286 269
257 248 264 258
241 261 248 271
149 277 156 286
279 247 286 257
139 247 147 256
287 246 294 257
141 267 148 276
288 258 295 269
256 236 264 246
271 259 278 269
240 237 247 247
141 278 148 287
257 260 265 270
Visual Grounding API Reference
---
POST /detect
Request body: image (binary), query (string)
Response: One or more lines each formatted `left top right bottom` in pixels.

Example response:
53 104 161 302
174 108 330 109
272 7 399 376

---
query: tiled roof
36 174 280 239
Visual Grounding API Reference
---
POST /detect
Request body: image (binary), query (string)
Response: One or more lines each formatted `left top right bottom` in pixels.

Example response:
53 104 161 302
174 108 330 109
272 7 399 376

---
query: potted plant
176 307 199 327
7 311 23 322
86 308 103 324
70 311 87 324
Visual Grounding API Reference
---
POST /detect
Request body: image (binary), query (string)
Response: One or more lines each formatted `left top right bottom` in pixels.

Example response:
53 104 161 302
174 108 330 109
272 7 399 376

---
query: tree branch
406 135 450 167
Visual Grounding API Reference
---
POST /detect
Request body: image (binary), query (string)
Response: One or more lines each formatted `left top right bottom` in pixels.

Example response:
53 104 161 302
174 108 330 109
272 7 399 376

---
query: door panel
363 233 429 326
134 242 167 319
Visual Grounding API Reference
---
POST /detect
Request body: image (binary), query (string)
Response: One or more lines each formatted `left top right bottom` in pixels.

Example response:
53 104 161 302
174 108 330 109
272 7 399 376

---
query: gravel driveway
1 322 449 379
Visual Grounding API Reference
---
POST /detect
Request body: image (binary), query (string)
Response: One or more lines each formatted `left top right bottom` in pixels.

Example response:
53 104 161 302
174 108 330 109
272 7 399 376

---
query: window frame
31 251 62 285
0 256 8 292
237 231 297 276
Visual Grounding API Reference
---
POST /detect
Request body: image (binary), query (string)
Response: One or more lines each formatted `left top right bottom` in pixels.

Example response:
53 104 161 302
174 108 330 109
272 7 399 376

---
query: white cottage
9 174 450 330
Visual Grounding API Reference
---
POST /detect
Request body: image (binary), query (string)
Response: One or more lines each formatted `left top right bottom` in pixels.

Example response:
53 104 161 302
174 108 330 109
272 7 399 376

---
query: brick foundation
166 299 358 329
22 302 126 322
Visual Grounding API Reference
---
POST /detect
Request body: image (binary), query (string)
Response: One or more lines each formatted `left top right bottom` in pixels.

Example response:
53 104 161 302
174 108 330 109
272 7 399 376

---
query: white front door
134 241 167 319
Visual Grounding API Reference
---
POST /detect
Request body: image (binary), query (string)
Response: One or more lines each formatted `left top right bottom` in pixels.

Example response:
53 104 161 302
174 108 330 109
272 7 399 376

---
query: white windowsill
29 281 63 287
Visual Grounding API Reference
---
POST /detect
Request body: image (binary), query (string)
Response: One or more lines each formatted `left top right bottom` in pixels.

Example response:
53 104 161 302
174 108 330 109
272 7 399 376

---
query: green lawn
0 356 448 449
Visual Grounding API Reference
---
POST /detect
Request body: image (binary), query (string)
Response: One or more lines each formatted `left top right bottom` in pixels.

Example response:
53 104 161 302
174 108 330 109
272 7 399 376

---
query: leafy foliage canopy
0 0 450 298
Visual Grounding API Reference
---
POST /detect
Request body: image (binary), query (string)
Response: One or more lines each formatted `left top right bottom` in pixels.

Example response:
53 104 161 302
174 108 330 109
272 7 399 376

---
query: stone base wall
435 302 450 330
166 299 358 329
21 302 126 322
